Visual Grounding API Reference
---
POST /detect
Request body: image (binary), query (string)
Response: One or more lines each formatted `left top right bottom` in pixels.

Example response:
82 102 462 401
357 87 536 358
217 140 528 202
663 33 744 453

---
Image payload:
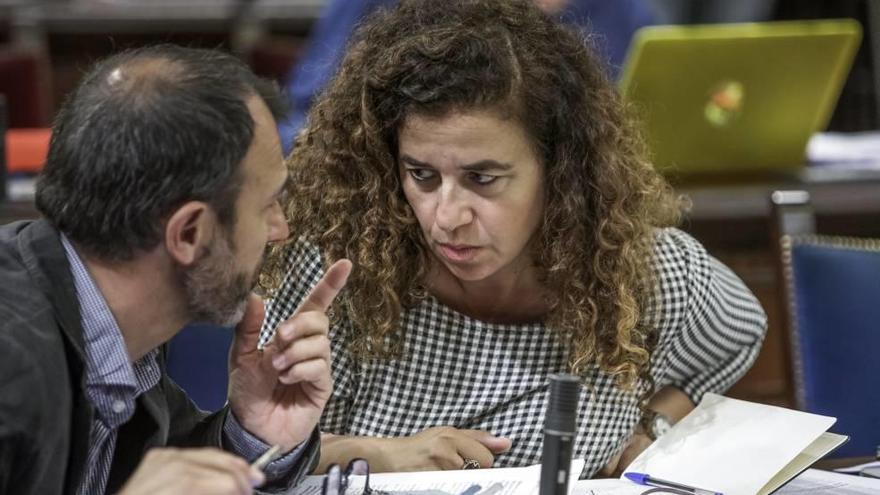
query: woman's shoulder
642 228 714 325
645 227 763 331
650 227 711 276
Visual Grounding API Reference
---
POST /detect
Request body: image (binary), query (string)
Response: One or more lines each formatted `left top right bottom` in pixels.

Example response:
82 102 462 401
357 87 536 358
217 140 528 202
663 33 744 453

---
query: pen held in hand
251 444 282 471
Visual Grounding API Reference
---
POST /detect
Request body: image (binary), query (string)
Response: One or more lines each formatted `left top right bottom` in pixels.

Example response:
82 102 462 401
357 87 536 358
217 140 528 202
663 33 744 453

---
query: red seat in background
6 128 51 174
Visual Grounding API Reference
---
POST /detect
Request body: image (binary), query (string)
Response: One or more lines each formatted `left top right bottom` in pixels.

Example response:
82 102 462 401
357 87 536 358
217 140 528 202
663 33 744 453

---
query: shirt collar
61 235 161 426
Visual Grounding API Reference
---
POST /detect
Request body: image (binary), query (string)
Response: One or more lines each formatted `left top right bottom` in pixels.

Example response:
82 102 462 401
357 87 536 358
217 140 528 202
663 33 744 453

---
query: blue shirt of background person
278 0 655 153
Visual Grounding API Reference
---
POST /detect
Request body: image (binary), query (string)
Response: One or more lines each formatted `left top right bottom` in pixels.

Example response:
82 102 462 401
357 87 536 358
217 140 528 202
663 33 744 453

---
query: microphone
539 373 581 495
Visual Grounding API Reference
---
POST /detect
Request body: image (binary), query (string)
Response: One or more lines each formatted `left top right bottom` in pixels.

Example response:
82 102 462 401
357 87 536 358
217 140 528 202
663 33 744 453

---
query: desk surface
814 456 876 471
674 169 880 252
680 169 880 221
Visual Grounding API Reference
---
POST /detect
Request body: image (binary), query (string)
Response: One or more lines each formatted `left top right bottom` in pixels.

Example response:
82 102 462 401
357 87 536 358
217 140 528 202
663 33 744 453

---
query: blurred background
1 0 876 132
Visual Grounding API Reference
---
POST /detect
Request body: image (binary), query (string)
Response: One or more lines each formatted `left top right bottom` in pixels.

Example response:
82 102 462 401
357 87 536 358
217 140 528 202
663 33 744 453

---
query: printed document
290 460 585 494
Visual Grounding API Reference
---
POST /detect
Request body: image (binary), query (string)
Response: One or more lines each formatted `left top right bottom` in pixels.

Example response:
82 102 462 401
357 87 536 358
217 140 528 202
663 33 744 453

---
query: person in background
277 0 655 152
0 45 351 494
260 0 767 478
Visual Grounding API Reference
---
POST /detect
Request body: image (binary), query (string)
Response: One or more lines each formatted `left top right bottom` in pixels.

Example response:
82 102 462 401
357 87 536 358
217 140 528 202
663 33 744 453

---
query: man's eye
270 190 289 209
408 169 435 181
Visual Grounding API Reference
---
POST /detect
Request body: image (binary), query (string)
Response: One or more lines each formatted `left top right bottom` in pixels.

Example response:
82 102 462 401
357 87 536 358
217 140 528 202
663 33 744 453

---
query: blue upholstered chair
165 324 235 412
772 190 880 457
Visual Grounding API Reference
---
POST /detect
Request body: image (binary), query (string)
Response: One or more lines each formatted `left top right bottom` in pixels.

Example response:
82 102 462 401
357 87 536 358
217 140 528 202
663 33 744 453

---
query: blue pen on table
624 472 723 495
457 484 481 495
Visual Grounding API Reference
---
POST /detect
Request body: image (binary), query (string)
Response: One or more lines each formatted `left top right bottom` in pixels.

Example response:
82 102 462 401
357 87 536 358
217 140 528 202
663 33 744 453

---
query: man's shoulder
0 325 71 424
0 220 75 408
0 221 61 329
0 220 31 266
0 321 76 495
0 220 50 284
0 294 72 389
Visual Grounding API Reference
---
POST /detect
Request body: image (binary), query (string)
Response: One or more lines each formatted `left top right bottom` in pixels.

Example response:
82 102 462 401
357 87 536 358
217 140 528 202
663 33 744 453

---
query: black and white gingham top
260 228 767 478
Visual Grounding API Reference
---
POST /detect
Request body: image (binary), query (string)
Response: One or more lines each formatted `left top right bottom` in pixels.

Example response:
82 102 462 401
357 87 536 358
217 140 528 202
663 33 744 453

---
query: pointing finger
294 259 352 315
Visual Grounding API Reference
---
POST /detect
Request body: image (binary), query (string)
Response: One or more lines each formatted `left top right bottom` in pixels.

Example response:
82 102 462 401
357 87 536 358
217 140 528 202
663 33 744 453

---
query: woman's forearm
647 385 695 423
317 433 386 474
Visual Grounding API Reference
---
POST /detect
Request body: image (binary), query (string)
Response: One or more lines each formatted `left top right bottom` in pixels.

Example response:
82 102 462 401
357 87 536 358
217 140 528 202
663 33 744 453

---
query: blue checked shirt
61 236 304 494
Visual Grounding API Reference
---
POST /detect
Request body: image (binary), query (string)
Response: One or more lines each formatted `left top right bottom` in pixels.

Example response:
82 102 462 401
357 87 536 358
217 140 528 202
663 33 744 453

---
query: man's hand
119 447 263 495
227 259 352 451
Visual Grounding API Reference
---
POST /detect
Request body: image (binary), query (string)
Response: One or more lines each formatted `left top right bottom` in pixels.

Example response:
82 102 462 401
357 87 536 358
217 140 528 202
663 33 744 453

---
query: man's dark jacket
0 220 319 493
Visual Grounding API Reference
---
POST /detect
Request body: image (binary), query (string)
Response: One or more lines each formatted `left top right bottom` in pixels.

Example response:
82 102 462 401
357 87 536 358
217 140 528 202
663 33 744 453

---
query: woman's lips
437 243 480 262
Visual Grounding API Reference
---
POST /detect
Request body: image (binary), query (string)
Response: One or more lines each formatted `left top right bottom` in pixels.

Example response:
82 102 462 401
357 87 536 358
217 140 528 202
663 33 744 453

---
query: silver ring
461 458 481 470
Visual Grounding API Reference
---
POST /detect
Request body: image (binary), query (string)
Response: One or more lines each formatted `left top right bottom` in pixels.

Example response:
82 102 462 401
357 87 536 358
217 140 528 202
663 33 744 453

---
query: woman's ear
164 201 215 266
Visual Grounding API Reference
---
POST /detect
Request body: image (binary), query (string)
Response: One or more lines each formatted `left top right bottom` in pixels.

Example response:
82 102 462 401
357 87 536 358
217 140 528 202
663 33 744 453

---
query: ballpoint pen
624 472 723 495
251 444 282 471
457 485 482 495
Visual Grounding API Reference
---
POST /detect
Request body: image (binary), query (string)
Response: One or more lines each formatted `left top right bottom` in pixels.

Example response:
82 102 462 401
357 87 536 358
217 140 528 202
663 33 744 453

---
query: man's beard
182 231 255 327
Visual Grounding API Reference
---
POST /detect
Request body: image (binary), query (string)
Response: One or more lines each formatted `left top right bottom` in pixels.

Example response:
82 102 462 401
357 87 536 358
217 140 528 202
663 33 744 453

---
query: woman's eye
470 173 497 185
408 168 435 181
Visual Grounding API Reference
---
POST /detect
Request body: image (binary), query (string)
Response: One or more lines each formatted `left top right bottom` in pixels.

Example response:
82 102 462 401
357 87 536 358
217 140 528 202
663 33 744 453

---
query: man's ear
164 201 214 266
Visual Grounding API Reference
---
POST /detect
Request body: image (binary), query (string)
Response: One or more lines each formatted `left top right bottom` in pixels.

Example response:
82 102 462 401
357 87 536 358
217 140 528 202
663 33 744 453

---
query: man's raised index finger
296 259 352 314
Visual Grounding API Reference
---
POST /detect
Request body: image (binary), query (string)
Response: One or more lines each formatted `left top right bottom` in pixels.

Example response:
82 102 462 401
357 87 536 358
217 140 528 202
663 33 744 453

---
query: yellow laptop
619 20 861 177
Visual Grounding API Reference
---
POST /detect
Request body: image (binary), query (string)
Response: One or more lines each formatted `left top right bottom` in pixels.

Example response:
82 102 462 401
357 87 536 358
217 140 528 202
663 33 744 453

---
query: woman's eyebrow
400 154 512 172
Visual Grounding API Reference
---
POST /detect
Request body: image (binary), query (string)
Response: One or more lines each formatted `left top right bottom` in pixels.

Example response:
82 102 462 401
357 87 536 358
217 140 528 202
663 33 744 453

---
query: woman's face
398 110 545 284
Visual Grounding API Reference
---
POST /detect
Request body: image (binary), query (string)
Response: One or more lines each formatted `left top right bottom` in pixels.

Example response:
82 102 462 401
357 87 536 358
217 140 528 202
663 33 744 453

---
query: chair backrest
772 190 880 457
0 45 52 128
165 324 234 412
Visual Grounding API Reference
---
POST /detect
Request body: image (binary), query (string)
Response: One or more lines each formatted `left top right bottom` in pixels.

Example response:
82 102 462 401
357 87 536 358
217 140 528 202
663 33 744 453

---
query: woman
259 0 767 478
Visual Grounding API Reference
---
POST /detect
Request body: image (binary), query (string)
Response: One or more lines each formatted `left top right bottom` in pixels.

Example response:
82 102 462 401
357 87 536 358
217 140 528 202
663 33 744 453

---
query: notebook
620 393 848 495
618 20 861 177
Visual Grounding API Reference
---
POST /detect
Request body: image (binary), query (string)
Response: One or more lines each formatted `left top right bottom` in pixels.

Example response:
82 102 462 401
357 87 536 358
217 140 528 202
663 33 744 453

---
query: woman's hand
320 427 512 473
597 430 653 478
598 386 695 477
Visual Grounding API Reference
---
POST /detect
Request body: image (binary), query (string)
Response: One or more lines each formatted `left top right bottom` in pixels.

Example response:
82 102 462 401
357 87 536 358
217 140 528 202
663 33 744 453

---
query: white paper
807 131 880 165
290 460 585 495
573 468 880 495
571 478 644 495
776 468 880 494
622 393 836 495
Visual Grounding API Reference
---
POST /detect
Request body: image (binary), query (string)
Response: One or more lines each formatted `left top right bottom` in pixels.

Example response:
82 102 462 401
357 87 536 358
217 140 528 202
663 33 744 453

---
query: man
0 45 351 494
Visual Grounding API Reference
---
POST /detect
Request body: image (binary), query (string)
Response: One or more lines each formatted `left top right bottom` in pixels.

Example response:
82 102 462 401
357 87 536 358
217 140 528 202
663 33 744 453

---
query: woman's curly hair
261 0 684 392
